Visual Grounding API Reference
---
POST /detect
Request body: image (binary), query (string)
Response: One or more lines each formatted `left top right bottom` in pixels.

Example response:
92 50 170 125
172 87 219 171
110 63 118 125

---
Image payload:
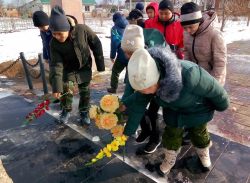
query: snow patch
0 89 13 99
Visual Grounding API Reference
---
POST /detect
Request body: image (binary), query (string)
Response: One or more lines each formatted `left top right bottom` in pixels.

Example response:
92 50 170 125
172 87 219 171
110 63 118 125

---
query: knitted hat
32 11 49 27
180 2 202 26
113 12 123 22
128 48 160 91
49 5 70 32
159 0 174 11
126 9 143 21
135 2 144 12
121 24 145 53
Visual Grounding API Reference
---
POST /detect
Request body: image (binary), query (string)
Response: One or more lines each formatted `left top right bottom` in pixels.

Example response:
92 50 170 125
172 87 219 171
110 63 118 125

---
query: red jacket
145 13 184 59
146 2 159 17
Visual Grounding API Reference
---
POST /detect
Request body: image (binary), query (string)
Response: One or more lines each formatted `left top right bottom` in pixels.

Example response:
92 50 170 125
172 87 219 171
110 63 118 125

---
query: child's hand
119 104 126 112
53 92 61 99
110 59 115 63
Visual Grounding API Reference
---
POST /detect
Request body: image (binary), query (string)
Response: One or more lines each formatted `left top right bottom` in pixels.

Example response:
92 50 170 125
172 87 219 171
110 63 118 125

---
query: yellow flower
115 135 127 146
89 105 98 119
111 141 119 151
96 150 104 159
86 135 128 166
103 147 112 157
111 125 124 138
121 135 128 141
119 141 126 146
116 136 122 142
99 113 118 130
100 95 119 113
107 144 112 151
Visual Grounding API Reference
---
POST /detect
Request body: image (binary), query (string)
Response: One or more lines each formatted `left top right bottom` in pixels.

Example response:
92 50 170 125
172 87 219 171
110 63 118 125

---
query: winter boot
195 142 212 168
59 109 70 123
107 87 117 94
136 130 151 143
80 111 90 125
158 149 179 175
144 137 161 154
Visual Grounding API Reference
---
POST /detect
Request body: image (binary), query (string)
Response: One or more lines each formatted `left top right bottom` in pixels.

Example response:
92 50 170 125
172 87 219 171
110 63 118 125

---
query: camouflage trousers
60 81 90 112
162 123 210 151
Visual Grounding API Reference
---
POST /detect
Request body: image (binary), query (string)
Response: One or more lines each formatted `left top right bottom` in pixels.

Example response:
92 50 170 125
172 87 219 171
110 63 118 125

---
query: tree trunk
220 0 226 31
247 15 250 26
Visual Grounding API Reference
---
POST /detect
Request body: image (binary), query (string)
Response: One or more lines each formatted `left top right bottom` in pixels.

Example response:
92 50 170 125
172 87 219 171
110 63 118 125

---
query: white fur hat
121 24 145 53
128 48 160 90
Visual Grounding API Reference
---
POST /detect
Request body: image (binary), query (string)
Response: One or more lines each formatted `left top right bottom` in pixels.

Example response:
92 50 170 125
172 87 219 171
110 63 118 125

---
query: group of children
32 0 229 177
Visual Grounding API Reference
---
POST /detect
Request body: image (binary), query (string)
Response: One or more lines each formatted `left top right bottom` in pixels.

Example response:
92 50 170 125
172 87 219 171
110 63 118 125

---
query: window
85 6 90 12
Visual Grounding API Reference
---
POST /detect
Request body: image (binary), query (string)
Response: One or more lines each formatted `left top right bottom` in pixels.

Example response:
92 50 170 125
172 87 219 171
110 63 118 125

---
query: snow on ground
220 19 250 44
0 18 250 63
0 19 113 63
0 29 42 63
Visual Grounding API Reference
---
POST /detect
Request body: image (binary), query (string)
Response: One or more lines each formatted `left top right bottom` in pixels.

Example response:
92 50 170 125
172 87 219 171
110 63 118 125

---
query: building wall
82 5 95 13
51 0 83 23
82 5 95 17
42 4 51 15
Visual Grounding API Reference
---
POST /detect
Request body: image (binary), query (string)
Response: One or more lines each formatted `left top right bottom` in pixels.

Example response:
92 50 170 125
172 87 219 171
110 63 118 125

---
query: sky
2 0 109 6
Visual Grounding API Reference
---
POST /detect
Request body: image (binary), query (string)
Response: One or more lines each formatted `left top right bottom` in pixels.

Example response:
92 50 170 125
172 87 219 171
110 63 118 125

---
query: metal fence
0 18 34 33
0 17 113 33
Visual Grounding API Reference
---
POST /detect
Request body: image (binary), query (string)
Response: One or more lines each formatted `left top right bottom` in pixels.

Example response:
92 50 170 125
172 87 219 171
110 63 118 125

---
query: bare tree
220 0 249 31
0 0 4 17
101 0 116 14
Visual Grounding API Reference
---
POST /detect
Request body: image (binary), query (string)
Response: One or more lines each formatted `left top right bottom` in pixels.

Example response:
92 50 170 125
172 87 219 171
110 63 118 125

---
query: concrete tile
167 133 230 183
206 141 250 183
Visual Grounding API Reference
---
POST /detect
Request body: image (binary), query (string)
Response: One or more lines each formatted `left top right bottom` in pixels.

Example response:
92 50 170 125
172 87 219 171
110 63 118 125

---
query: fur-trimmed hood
148 46 183 102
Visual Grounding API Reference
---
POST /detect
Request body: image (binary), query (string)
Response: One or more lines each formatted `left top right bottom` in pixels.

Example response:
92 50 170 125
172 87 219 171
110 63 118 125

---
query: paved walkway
0 91 249 183
0 40 250 183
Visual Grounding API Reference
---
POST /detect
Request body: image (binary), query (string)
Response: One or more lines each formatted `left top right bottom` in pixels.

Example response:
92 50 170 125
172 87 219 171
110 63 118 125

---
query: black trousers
140 99 161 142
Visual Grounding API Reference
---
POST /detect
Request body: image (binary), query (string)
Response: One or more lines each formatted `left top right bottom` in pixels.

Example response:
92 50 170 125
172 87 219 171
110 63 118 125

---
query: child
145 0 184 59
126 9 144 27
180 2 227 85
121 25 166 153
107 12 128 94
32 11 52 66
49 6 105 124
135 2 144 13
145 2 159 19
121 47 229 175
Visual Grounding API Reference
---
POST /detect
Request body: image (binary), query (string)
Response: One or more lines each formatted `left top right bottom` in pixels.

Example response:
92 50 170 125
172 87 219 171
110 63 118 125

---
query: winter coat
110 15 128 65
143 28 166 48
145 13 184 59
40 29 52 62
122 47 229 136
50 23 105 93
184 11 227 85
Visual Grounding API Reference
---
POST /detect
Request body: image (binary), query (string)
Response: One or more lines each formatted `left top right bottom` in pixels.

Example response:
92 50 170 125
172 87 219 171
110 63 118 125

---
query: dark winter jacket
50 24 105 93
40 29 52 62
122 46 229 136
110 15 128 65
143 28 166 48
145 13 184 59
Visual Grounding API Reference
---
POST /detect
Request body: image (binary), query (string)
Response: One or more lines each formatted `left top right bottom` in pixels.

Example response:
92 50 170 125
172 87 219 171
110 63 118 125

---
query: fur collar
148 46 183 102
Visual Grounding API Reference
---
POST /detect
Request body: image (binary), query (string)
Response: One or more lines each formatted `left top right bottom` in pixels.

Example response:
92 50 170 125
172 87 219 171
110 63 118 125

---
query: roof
82 0 96 5
41 0 50 3
125 0 151 3
40 0 96 5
